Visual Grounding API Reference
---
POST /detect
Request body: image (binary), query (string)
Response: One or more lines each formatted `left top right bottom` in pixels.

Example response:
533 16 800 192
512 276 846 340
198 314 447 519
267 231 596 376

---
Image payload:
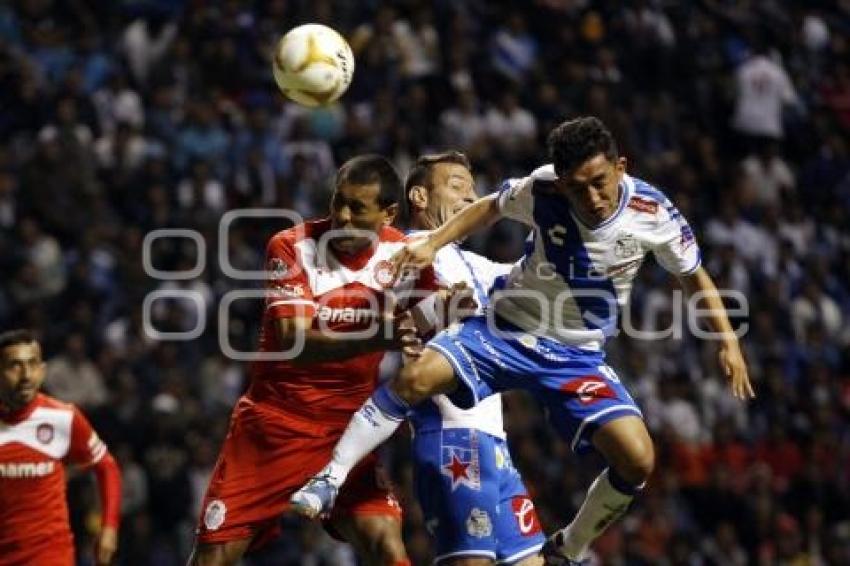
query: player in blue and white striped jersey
292 117 754 565
403 152 544 566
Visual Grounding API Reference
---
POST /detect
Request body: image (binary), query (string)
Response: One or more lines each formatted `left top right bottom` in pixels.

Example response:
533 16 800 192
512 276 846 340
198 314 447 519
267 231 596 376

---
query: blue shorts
412 427 545 564
428 316 642 454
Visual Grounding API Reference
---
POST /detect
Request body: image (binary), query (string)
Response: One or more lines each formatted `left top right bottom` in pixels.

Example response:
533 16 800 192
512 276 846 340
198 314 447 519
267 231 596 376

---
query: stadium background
1 0 849 564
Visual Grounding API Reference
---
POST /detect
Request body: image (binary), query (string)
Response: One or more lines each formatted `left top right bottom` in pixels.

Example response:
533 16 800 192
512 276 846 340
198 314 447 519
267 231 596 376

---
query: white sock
323 396 405 487
553 468 637 560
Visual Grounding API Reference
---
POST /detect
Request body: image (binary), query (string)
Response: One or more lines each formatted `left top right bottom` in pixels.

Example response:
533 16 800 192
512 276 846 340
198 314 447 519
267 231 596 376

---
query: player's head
406 151 475 230
330 154 402 254
0 329 45 411
548 116 626 226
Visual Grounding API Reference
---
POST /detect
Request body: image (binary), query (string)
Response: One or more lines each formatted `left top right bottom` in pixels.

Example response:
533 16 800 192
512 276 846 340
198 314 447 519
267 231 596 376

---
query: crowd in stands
1 0 849 564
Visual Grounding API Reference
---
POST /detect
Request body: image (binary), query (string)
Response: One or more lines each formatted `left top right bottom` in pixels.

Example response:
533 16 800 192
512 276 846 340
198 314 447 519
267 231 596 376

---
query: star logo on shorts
443 454 470 489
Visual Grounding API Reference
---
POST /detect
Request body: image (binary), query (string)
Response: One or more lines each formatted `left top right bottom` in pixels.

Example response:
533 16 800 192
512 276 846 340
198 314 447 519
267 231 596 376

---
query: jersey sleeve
651 199 702 276
496 176 535 226
67 407 109 466
265 235 316 319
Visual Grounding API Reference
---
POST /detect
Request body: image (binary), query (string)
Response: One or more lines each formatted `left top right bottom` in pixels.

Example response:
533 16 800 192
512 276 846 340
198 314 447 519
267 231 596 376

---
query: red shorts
196 396 402 549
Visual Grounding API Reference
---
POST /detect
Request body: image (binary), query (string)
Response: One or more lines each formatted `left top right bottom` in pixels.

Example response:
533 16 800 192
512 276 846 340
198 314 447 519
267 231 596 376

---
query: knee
396 363 434 405
617 437 655 486
369 522 407 565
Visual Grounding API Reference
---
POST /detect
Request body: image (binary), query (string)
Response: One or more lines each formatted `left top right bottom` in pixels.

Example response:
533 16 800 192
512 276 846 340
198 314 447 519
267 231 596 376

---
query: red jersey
0 394 121 566
248 219 438 426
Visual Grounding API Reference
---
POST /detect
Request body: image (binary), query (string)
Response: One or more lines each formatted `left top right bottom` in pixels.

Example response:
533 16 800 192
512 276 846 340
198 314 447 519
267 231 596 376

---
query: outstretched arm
679 266 755 400
392 194 503 274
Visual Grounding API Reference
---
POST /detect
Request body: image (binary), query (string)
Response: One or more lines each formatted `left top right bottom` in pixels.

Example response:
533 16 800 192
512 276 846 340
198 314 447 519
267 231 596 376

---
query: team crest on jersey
268 257 289 279
441 430 481 491
614 235 640 259
511 496 542 536
373 260 395 288
466 507 492 538
203 499 227 531
561 376 617 405
36 423 54 444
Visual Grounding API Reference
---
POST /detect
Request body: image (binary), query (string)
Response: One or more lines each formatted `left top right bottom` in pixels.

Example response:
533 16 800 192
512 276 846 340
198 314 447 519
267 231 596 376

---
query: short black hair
335 154 402 209
404 151 472 197
547 116 618 176
0 329 37 350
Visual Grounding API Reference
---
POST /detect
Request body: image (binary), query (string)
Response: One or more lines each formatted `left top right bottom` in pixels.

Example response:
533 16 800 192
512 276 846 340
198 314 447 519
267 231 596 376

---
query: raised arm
679 266 754 400
392 194 502 275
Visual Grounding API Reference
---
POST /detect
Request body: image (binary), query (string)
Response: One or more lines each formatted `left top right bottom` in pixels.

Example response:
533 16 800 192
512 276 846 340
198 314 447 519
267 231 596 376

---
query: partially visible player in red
190 155 437 566
0 329 122 566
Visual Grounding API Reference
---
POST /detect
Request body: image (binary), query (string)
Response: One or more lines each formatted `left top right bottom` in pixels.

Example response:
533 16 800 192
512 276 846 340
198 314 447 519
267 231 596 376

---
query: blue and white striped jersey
494 165 701 350
410 233 513 439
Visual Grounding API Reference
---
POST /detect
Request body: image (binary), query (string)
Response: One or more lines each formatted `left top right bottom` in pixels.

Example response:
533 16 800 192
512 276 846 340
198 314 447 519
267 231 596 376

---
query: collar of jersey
0 393 42 424
571 175 632 232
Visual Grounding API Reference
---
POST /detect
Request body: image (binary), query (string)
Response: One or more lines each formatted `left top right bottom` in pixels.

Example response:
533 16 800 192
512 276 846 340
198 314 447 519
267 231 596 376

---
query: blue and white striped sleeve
651 198 702 276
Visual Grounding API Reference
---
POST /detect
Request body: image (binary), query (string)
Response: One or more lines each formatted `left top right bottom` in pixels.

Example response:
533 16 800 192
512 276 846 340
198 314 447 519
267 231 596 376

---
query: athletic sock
552 468 641 560
323 384 410 486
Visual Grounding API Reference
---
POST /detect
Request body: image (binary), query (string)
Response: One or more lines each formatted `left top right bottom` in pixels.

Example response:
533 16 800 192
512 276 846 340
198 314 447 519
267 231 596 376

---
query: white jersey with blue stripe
495 165 701 350
410 232 513 439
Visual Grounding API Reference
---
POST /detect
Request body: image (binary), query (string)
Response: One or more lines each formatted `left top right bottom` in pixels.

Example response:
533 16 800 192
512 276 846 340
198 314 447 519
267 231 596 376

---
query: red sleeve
93 453 122 529
265 235 316 319
68 408 122 530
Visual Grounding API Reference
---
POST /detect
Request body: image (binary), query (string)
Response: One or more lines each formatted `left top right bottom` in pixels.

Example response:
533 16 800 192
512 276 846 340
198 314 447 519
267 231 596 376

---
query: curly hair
547 116 618 176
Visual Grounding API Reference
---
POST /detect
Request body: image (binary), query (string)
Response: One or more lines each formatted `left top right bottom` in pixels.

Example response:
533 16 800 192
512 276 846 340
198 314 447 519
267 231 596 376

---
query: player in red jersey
190 155 437 566
0 329 122 566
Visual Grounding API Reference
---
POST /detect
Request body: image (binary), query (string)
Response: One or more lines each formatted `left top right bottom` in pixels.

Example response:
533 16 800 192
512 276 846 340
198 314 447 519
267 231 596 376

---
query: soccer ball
272 24 355 108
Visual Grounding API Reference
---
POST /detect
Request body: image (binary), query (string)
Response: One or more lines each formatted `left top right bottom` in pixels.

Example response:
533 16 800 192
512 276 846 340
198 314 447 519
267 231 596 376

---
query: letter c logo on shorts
511 496 542 536
204 499 227 531
562 376 616 405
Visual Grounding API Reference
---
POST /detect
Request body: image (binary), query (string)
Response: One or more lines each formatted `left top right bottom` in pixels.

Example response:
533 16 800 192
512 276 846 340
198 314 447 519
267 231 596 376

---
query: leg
291 347 459 518
187 539 252 566
331 515 408 566
548 416 654 563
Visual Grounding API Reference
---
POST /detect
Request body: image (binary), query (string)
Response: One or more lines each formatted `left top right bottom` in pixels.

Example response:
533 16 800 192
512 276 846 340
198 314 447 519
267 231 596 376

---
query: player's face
329 182 397 254
556 154 626 226
425 162 476 227
0 341 46 410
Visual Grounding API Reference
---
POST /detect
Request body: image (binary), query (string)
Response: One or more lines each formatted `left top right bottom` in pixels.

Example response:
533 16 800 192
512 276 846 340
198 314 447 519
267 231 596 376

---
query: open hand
95 526 118 565
391 236 437 283
718 342 755 400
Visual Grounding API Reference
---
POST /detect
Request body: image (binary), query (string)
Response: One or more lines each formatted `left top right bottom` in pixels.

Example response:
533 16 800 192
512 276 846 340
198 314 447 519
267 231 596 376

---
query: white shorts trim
570 404 644 451
497 542 544 564
435 549 497 564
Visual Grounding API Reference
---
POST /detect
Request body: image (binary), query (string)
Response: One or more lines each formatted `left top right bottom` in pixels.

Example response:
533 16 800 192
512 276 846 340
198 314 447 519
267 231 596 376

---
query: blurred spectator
731 43 800 146
45 332 108 409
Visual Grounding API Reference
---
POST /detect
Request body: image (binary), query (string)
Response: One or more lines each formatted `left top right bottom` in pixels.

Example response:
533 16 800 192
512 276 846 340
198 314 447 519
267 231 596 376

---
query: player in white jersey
292 117 754 565
405 152 544 565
